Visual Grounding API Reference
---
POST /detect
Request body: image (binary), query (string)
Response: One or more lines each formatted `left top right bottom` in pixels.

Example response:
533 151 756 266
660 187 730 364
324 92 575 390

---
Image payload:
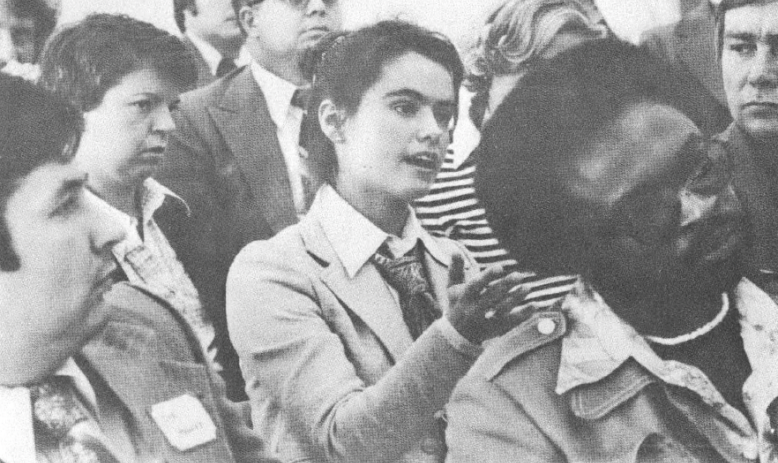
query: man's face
721 1 778 141
0 162 124 384
185 0 243 53
244 0 341 71
564 102 746 296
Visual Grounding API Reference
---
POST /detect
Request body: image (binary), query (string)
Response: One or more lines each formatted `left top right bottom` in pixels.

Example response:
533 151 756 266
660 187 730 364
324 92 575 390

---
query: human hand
445 254 537 344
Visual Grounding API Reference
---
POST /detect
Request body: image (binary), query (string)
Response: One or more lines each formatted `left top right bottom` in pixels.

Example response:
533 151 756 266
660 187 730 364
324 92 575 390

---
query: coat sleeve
226 239 481 463
445 373 563 463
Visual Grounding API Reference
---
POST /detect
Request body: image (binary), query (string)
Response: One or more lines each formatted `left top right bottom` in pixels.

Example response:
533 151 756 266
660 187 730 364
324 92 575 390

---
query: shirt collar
250 60 300 127
185 32 224 76
557 278 778 456
103 178 188 232
314 184 440 278
0 358 95 463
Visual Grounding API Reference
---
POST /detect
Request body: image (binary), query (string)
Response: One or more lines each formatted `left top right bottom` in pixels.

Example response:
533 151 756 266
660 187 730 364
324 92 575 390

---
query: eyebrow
384 88 455 106
56 173 88 198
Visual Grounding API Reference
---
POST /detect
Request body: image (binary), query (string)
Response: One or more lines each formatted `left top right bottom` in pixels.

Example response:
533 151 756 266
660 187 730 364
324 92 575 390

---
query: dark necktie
215 57 237 78
372 243 442 339
295 86 317 210
31 376 121 463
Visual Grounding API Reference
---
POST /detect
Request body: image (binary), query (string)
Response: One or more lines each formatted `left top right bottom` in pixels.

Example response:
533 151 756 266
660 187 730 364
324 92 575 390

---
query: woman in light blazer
226 21 531 463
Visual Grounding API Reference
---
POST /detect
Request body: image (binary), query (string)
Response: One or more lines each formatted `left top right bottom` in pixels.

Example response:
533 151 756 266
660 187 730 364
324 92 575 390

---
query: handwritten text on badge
150 394 217 451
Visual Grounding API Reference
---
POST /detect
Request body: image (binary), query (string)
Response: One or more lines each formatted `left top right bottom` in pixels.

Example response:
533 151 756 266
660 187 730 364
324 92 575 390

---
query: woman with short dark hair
227 20 531 463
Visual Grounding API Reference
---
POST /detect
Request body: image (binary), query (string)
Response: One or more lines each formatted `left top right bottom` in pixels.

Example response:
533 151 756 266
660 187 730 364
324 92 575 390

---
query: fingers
447 253 466 288
483 279 533 320
459 263 509 300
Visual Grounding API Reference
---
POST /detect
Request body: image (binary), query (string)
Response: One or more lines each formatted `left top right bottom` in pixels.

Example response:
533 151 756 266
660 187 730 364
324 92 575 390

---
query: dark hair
715 0 776 57
38 14 197 113
0 74 83 271
302 20 464 185
476 39 699 274
174 0 198 33
6 0 56 63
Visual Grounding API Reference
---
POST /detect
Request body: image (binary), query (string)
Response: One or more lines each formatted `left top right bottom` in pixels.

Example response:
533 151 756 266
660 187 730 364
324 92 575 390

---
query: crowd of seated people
2 0 778 461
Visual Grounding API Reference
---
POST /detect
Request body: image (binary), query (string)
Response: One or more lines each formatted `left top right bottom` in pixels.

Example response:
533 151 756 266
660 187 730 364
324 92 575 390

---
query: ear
239 5 258 37
318 99 346 144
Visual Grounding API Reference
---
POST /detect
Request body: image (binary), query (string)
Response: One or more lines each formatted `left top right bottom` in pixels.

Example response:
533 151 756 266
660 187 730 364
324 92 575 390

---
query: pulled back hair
38 14 197 113
476 39 702 275
0 74 83 271
301 20 464 186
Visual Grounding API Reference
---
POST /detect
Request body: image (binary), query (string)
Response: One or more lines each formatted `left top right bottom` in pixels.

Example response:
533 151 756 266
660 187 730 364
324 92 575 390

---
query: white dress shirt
250 61 308 216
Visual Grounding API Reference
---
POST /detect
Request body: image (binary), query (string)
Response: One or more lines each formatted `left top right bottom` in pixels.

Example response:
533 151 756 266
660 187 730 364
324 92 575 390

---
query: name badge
150 394 217 451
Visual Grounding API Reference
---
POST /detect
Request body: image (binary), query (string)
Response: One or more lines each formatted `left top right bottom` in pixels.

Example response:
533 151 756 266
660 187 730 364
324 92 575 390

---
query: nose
86 191 126 253
306 0 327 14
680 183 742 228
747 45 778 89
417 107 447 144
152 105 176 134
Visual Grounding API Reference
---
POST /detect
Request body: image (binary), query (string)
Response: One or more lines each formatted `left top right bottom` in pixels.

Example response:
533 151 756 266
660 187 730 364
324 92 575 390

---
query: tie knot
216 57 237 78
30 376 88 438
292 87 312 111
373 244 429 296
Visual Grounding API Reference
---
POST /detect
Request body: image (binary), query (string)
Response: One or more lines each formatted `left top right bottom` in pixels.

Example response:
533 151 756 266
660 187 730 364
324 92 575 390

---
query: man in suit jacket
640 0 732 135
158 0 342 400
0 74 276 462
174 0 245 87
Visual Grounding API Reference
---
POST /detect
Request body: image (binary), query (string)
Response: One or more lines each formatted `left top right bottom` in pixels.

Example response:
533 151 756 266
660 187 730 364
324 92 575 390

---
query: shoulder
468 311 566 384
178 67 255 111
232 222 307 269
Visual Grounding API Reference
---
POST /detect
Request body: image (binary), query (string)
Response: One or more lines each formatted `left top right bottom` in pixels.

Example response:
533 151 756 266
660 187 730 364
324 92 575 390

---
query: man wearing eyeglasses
157 0 342 401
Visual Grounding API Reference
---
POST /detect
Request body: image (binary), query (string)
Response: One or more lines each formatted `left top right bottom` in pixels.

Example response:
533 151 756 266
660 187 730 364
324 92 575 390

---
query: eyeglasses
246 0 338 10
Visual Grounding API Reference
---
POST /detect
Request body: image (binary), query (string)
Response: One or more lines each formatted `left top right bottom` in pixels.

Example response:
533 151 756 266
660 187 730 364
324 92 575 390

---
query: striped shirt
414 150 578 308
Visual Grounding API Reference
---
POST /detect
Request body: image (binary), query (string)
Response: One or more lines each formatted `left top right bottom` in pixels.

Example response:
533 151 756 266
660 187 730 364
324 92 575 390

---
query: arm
445 374 563 463
227 242 482 463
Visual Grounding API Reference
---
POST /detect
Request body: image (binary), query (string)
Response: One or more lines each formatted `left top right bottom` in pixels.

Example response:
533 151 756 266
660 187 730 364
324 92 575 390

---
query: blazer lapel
210 69 297 234
423 244 452 316
300 213 413 362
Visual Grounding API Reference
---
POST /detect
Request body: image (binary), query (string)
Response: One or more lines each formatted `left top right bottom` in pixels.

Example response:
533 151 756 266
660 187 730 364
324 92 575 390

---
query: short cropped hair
715 0 778 56
0 74 83 271
476 39 698 274
302 20 464 185
174 0 198 33
38 14 197 113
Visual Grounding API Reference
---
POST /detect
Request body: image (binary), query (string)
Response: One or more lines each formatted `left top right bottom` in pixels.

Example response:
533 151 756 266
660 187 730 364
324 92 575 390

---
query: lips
139 146 165 163
689 218 747 265
403 151 441 170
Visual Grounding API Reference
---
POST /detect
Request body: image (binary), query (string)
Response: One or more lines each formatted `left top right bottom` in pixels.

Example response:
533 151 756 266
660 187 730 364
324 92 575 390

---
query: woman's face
331 51 456 205
76 67 183 197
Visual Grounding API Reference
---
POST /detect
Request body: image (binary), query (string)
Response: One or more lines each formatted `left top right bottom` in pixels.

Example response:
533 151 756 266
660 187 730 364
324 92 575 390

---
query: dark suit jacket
80 282 277 462
715 123 778 292
182 36 218 89
157 66 298 399
640 1 732 136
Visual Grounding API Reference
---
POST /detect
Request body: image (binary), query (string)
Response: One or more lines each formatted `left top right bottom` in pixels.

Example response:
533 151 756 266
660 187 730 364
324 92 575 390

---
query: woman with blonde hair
415 0 607 308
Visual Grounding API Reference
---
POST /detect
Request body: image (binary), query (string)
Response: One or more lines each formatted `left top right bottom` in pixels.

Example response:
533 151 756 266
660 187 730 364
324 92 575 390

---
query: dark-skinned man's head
477 39 748 304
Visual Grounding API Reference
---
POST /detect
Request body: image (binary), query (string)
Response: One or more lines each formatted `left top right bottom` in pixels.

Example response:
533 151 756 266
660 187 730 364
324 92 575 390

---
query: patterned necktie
372 243 442 340
295 86 317 211
31 376 121 463
215 57 237 78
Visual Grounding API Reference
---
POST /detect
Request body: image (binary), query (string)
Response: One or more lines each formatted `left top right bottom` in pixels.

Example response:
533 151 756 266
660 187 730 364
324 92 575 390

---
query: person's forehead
566 103 699 205
6 162 84 220
724 0 778 33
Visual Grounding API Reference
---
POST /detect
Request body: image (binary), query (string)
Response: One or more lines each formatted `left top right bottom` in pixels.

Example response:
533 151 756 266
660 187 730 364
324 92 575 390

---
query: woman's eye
393 101 419 116
52 191 82 217
132 99 154 111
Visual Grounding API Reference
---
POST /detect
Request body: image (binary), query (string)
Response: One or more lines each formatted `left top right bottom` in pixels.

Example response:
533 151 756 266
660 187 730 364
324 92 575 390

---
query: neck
334 183 409 237
93 179 140 218
598 284 725 339
247 41 305 86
